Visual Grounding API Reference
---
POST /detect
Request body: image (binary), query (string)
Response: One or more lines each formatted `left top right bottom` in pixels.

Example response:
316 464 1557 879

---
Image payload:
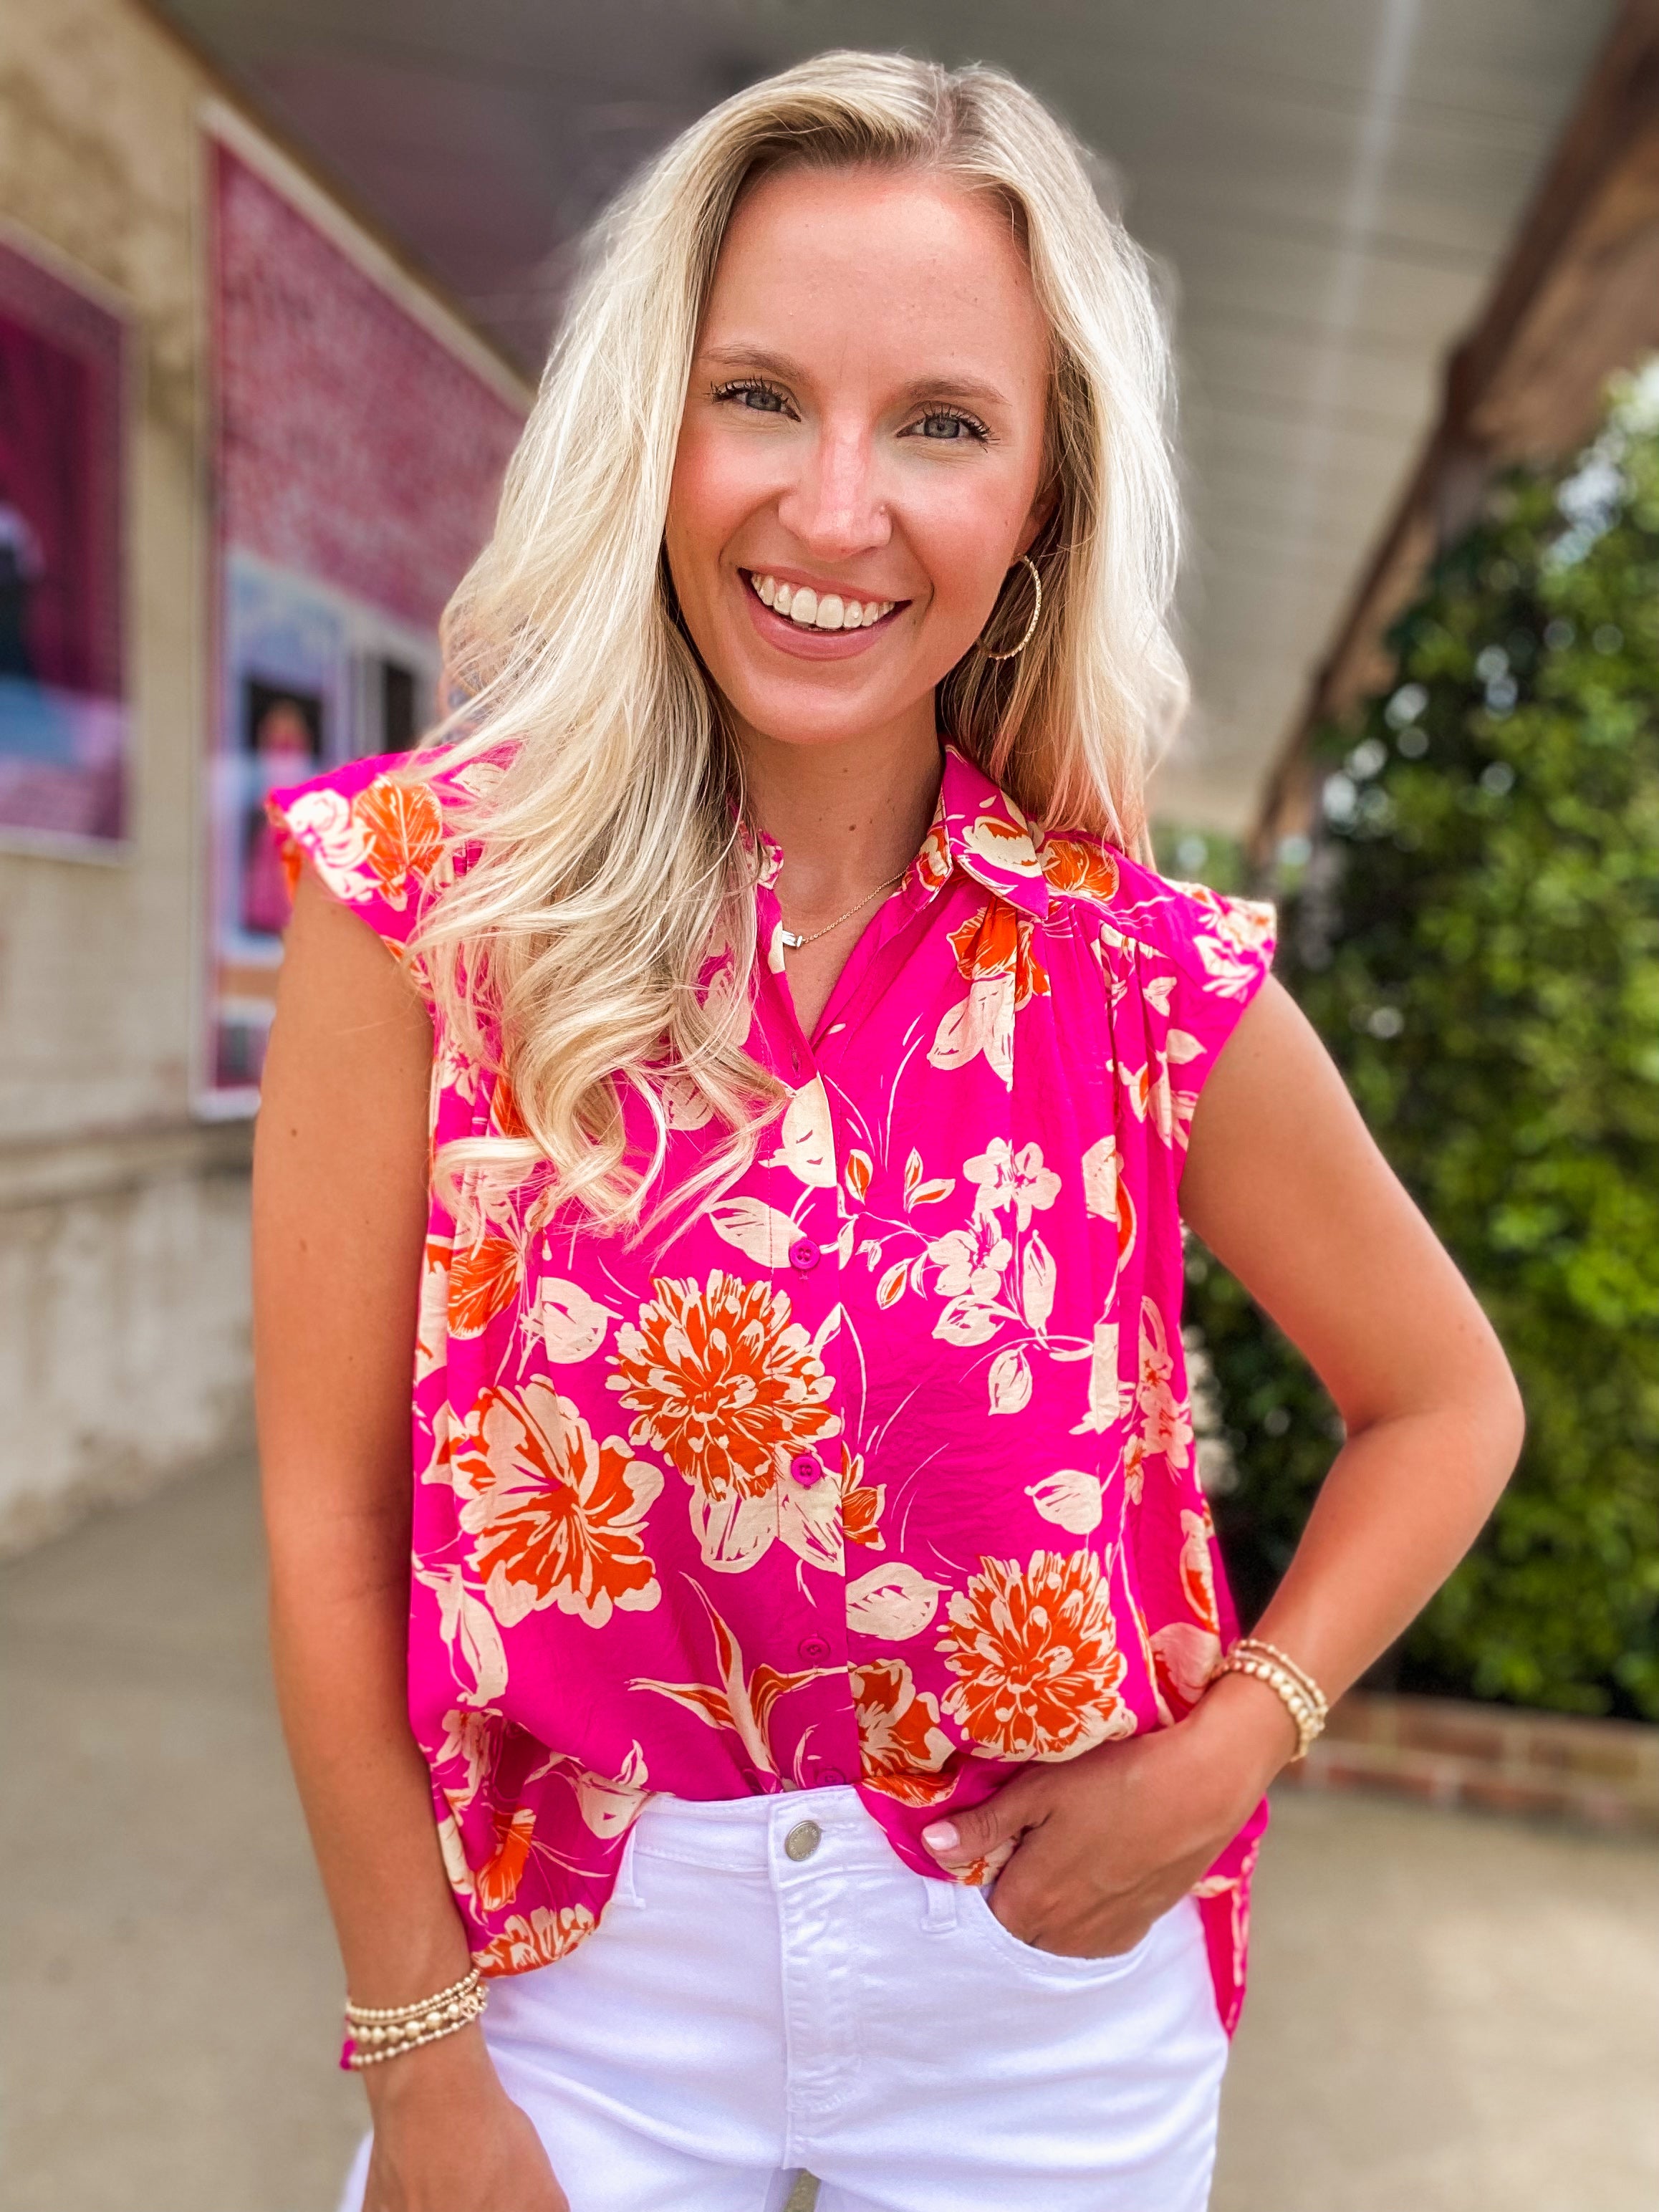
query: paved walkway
4 1458 1655 2211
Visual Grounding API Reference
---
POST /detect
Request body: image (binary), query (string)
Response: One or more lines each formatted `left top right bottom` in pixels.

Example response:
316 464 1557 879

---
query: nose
775 417 890 562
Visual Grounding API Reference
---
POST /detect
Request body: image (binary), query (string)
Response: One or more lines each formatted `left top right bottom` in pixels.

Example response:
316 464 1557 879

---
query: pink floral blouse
271 743 1276 2034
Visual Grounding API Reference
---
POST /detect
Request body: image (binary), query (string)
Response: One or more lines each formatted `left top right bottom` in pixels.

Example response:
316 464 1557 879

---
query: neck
736 698 943 920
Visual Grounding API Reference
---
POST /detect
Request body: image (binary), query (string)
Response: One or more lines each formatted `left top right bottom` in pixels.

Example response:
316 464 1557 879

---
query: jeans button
784 1819 822 1862
789 1239 820 1273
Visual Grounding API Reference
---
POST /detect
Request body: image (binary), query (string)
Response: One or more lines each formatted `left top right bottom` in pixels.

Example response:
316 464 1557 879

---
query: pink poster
0 240 127 850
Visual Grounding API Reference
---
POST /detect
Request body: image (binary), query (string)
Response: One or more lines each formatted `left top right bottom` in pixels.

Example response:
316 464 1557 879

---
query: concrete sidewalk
3 1458 1655 2211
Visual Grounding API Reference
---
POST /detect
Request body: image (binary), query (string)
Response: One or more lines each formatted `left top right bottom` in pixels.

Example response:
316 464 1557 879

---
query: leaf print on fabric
436 1706 502 1811
473 1804 537 1913
473 1905 597 1976
847 1561 942 1640
455 1382 663 1628
448 1233 523 1339
1080 1135 1138 1280
608 1271 840 1573
1179 1504 1223 1633
928 900 1049 1088
415 1559 511 1706
708 1197 804 1269
762 1077 837 1188
274 784 372 901
961 807 1044 877
629 1584 842 1778
1070 1318 1125 1437
986 1343 1033 1415
852 1658 957 1806
1026 1466 1105 1534
352 773 445 906
529 1742 652 1837
537 1279 612 1363
415 1237 452 1380
938 1550 1133 1761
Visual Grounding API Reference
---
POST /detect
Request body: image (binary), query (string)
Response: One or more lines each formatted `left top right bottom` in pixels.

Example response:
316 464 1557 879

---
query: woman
254 52 1522 2212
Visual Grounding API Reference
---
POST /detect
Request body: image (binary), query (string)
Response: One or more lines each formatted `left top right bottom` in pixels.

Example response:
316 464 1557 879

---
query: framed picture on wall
0 234 128 853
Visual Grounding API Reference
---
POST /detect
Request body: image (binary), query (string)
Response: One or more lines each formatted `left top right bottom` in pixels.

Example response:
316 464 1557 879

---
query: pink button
789 1239 821 1272
790 1452 827 1487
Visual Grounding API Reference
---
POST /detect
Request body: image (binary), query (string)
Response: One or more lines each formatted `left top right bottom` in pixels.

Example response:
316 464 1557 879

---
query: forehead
702 164 1049 394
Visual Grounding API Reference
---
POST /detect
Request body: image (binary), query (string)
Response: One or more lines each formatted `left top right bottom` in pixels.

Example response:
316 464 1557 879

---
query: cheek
666 428 762 596
911 476 1035 629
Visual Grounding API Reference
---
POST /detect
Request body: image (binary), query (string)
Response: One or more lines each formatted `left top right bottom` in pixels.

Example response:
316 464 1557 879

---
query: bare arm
1177 974 1524 1706
254 867 562 2208
925 976 1524 1946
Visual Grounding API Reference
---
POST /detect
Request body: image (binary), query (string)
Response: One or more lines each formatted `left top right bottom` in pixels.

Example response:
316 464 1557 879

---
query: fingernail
921 1821 958 1852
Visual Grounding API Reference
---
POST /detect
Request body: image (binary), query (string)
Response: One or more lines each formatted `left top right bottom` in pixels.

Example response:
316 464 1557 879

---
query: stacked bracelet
1218 1636 1329 1761
342 1967 487 2070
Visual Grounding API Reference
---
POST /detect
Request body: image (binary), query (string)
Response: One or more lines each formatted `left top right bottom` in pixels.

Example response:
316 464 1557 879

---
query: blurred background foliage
1180 368 1659 1720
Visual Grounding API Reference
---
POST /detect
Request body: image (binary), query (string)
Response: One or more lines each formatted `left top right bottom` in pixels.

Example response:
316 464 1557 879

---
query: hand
920 1671 1295 1958
360 2027 569 2212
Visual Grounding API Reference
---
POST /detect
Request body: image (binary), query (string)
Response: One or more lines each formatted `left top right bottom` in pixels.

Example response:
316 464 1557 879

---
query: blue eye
911 408 991 445
714 380 790 415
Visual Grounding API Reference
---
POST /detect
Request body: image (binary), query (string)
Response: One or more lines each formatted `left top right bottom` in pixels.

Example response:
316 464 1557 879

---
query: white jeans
338 1784 1228 2211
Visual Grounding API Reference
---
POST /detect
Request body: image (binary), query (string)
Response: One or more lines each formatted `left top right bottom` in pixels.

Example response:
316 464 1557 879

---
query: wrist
360 2016 496 2113
1183 1668 1300 1794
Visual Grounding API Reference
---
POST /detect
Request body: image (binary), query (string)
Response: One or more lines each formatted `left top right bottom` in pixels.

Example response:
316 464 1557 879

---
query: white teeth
751 574 894 629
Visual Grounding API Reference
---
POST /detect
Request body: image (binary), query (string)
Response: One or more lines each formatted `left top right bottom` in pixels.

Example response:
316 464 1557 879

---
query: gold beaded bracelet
341 1966 487 2071
1218 1638 1329 1761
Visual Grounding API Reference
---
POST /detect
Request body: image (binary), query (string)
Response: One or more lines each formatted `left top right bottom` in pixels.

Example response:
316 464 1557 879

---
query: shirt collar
742 742 1053 922
905 744 1051 921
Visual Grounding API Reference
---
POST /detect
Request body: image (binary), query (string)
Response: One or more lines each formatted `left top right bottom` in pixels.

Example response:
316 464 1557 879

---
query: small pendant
779 928 804 950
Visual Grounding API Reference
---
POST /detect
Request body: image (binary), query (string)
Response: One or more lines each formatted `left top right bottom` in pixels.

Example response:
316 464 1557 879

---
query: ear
1014 479 1059 560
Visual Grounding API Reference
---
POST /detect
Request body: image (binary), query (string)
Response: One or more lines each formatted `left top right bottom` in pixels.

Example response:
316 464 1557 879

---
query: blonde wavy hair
410 49 1188 1230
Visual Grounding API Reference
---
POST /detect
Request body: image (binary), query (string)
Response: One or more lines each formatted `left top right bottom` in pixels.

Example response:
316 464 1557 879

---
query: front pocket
965 1882 1163 1982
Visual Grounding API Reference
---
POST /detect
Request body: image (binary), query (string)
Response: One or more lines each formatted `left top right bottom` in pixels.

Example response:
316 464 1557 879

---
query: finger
921 1776 1040 1871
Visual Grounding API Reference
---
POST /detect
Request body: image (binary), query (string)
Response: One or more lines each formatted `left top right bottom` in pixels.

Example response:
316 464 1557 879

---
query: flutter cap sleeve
266 749 456 964
1155 877 1278 1126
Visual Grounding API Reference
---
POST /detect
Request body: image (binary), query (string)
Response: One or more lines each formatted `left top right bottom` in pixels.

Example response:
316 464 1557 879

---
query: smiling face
665 163 1054 758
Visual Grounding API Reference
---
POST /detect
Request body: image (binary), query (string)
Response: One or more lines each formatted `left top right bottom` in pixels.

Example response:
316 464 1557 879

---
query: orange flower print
1040 834 1121 906
473 1903 597 1975
1122 1296 1194 1499
448 1233 524 1338
456 1380 663 1629
352 773 445 907
946 899 1049 1007
473 1804 537 1913
938 1550 1132 1760
913 817 952 896
840 1448 885 1552
609 1273 840 1571
853 1658 957 1806
1178 1505 1221 1634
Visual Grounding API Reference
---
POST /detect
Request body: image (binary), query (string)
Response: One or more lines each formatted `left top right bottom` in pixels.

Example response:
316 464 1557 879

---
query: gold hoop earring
978 554 1043 663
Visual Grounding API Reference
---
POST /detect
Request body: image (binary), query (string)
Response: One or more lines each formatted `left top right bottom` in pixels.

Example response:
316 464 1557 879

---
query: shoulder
267 743 505 946
1039 829 1276 996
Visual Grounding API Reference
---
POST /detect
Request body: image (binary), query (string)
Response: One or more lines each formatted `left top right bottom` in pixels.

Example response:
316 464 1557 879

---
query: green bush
1186 372 1659 1718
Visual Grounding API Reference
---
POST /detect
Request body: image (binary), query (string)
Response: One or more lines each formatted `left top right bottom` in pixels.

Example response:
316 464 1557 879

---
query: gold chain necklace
778 869 908 951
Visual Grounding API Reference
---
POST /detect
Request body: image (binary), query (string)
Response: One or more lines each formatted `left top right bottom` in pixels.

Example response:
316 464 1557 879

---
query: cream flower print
609 1272 840 1572
964 1137 1061 1228
1123 1296 1195 1497
454 1382 663 1629
938 1549 1133 1760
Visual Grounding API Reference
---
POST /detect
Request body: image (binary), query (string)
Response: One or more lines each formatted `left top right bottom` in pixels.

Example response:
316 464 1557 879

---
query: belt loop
612 1817 646 1909
920 1872 957 1933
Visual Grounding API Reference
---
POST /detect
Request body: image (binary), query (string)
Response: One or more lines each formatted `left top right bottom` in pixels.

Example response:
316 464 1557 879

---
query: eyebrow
700 342 1011 412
